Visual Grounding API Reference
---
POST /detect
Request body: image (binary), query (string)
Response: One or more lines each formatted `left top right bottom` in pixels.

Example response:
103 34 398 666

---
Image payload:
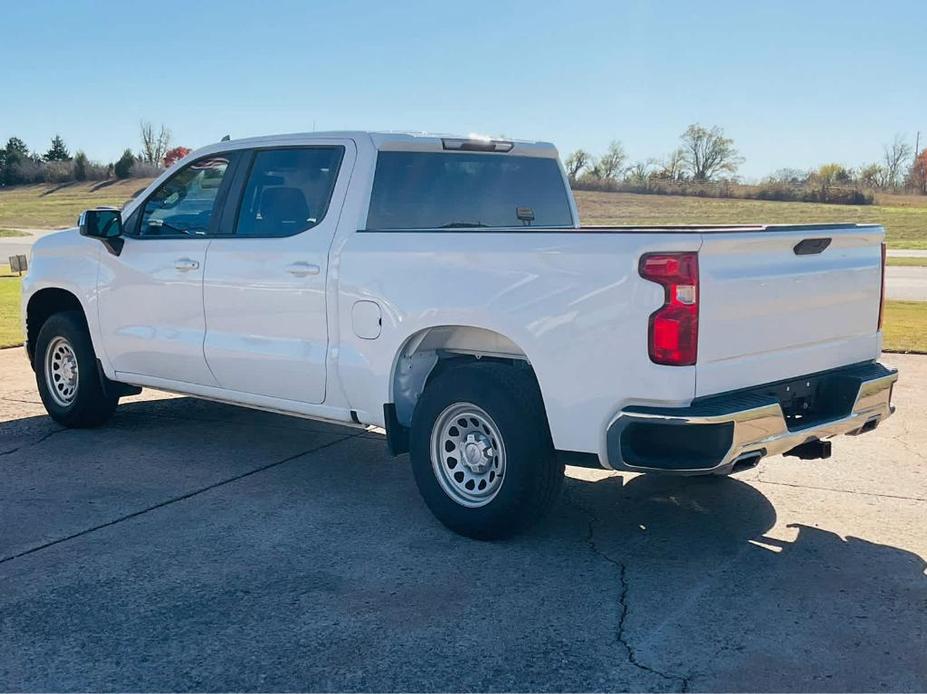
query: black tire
409 362 563 540
34 310 118 428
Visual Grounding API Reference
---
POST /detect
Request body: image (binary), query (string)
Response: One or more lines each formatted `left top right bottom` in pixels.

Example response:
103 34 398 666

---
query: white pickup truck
21 131 897 538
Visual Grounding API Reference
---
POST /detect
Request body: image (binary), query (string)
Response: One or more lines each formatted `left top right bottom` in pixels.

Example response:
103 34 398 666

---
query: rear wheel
35 311 119 428
410 363 563 540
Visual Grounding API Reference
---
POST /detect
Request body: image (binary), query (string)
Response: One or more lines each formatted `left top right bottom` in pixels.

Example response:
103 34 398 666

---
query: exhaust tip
731 451 764 473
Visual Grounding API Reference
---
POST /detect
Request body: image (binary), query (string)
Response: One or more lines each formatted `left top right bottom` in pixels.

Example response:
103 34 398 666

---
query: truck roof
198 130 560 158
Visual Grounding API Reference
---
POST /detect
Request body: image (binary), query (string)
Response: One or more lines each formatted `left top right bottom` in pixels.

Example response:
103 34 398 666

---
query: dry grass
886 257 927 267
0 266 23 349
882 301 927 353
1 180 925 249
0 179 153 229
575 190 927 249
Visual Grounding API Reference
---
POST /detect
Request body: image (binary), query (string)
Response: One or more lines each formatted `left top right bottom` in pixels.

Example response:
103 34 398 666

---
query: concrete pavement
0 229 63 262
0 347 924 691
887 265 927 301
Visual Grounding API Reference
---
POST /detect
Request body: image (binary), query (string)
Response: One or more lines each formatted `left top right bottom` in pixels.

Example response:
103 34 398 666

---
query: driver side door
97 152 241 386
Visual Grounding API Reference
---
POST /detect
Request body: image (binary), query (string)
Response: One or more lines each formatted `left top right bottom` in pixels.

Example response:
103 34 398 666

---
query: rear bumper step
606 362 897 474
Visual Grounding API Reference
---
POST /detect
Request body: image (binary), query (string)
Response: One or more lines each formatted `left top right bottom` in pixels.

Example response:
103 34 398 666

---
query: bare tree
882 134 912 190
680 124 742 181
857 163 885 190
656 147 686 181
592 140 627 181
139 120 172 165
625 159 656 185
564 149 592 181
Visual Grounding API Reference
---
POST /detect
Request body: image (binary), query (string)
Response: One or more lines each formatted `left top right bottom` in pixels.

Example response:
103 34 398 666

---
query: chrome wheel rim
431 402 506 508
44 336 79 407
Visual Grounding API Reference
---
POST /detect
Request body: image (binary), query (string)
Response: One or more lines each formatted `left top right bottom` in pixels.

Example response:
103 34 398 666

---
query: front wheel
34 311 119 428
409 363 563 540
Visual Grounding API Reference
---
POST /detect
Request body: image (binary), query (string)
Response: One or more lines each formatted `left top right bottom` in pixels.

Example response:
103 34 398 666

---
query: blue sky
3 0 925 179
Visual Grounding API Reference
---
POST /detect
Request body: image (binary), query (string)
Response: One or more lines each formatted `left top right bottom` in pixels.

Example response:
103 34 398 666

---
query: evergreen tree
44 135 71 162
114 149 135 179
4 137 29 160
74 150 89 181
1 137 30 185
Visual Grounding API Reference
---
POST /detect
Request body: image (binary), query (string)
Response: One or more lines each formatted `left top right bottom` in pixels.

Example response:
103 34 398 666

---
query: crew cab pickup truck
21 131 898 538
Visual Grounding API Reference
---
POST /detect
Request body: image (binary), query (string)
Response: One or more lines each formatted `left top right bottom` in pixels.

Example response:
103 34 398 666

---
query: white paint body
21 131 885 467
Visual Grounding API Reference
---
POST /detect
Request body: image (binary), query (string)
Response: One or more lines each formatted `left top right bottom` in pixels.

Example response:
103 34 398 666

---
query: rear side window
236 147 344 237
366 152 574 230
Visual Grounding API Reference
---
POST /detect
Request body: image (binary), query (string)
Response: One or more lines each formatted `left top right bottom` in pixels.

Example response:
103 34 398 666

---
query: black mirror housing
79 208 123 238
79 208 124 255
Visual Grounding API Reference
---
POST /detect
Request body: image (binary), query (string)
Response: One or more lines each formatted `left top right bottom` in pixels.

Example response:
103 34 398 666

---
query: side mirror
79 208 124 255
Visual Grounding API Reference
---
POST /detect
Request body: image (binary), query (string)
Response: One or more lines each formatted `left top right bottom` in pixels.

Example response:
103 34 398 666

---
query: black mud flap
383 403 409 456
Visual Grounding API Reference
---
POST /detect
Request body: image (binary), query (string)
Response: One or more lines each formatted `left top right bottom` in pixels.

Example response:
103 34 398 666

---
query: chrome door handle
174 258 200 271
286 262 321 277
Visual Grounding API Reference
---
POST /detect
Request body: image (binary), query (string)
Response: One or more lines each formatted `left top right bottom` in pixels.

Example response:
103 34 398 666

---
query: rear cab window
365 151 574 230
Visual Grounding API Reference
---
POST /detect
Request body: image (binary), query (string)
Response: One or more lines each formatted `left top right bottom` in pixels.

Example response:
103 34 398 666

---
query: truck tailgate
696 225 884 397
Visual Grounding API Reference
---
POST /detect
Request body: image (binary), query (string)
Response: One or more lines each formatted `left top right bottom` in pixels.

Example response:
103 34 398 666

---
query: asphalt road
887 265 927 301
0 229 59 262
0 347 925 692
3 229 927 300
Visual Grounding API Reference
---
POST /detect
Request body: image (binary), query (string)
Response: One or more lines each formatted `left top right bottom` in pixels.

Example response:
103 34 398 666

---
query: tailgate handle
794 237 832 255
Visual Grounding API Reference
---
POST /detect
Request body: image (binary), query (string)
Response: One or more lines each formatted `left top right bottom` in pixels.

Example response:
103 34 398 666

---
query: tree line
566 124 927 204
3 121 926 204
0 121 190 186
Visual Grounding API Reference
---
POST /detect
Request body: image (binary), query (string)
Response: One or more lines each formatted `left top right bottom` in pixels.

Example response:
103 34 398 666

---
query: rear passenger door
202 140 354 404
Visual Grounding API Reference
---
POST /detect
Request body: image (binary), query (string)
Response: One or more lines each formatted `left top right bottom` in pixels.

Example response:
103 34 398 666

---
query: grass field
0 229 29 238
575 191 927 249
0 180 151 229
0 267 23 348
1 181 925 248
882 301 927 353
886 256 927 267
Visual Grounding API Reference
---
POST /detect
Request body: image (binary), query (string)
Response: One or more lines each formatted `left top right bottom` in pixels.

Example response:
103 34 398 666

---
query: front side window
366 152 575 230
235 147 344 237
137 156 231 237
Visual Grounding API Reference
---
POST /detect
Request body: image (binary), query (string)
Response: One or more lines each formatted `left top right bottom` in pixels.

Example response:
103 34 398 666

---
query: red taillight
639 252 699 366
878 241 886 330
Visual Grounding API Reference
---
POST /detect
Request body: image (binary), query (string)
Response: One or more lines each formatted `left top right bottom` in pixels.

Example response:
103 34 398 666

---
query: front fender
21 230 109 373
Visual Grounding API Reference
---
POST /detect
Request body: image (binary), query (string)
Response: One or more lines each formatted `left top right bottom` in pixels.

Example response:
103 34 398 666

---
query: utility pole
916 130 921 155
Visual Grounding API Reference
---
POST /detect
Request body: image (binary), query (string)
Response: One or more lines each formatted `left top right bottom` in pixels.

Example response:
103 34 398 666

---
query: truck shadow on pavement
0 396 924 691
563 473 927 690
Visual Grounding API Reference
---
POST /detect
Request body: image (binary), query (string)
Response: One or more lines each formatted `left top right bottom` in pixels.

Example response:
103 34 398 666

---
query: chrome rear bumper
606 362 897 474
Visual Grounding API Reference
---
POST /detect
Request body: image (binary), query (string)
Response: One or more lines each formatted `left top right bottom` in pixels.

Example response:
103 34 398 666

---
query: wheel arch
25 287 87 367
389 325 543 431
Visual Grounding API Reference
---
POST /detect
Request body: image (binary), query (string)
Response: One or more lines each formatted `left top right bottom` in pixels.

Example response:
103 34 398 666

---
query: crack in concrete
0 427 66 456
753 476 926 502
0 434 356 566
0 396 43 405
566 489 691 692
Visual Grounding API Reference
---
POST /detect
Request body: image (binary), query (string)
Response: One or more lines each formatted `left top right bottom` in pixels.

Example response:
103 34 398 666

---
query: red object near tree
912 149 927 194
163 146 192 168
